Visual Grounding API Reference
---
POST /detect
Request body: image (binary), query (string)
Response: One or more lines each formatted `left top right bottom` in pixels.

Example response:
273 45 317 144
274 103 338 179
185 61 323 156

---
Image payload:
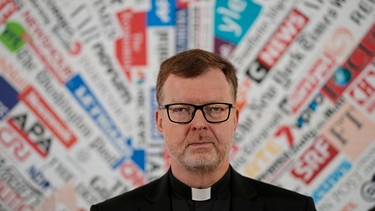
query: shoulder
231 168 306 198
248 176 308 199
90 176 165 210
230 168 316 210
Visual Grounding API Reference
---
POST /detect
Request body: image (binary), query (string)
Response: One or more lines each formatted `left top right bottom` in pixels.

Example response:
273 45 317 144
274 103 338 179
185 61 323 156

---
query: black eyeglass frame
159 102 235 124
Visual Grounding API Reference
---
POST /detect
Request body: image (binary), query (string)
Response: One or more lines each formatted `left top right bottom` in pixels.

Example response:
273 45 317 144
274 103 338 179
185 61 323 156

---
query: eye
170 105 191 113
206 104 226 113
174 107 185 113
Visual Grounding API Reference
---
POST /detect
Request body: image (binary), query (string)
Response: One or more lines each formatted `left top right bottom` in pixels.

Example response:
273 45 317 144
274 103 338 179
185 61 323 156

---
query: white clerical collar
191 187 211 201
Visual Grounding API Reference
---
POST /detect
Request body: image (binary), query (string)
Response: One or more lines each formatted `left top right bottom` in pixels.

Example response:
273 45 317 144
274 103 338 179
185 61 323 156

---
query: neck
170 160 230 188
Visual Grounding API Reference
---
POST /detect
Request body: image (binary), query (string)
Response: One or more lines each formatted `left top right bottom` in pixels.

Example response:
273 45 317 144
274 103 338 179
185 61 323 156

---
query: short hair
156 49 238 104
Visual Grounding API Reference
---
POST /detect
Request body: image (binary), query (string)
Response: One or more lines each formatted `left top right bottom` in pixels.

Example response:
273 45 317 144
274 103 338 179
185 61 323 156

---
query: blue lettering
66 75 145 171
28 166 50 189
148 0 176 26
312 159 352 203
214 0 262 44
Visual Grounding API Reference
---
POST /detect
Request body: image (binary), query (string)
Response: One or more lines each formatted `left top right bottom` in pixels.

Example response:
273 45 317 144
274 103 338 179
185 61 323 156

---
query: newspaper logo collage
0 0 374 210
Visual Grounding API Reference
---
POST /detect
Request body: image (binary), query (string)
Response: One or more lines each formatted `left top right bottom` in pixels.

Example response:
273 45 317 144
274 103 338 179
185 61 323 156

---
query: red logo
22 11 74 84
322 24 375 103
289 53 335 114
116 10 147 81
235 78 251 112
291 135 338 184
0 0 18 24
349 68 375 113
119 160 145 187
0 125 32 162
274 125 294 147
19 86 77 148
257 9 308 70
247 9 308 83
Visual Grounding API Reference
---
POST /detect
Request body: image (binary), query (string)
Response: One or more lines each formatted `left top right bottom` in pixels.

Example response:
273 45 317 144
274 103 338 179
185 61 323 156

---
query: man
90 49 317 210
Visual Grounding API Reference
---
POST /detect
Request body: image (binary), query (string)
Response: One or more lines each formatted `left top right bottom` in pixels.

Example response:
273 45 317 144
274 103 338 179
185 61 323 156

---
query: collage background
0 0 374 210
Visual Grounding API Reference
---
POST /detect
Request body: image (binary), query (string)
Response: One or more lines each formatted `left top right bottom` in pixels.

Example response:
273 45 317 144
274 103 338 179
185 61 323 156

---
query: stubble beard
169 132 231 174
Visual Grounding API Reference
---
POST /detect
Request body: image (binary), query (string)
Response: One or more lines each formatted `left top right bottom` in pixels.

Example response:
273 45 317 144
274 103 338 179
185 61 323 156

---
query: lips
188 142 213 147
186 132 215 148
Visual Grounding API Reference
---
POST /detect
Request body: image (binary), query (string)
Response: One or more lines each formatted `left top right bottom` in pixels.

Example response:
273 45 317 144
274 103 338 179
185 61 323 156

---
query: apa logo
8 113 52 158
0 22 26 52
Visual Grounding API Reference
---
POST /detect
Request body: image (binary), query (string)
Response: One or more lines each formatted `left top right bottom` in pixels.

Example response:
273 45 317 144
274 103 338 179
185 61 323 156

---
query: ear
155 109 164 134
233 108 239 131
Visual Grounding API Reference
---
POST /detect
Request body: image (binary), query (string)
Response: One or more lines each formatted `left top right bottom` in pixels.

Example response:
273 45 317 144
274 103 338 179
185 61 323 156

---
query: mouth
188 142 213 148
186 133 215 149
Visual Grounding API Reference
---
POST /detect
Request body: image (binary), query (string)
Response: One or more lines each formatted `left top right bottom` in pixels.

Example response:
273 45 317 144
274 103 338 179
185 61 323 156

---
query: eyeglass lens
166 103 231 123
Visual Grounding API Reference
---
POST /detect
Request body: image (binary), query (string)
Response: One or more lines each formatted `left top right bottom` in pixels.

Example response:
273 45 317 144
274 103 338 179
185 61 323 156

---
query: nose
191 110 207 130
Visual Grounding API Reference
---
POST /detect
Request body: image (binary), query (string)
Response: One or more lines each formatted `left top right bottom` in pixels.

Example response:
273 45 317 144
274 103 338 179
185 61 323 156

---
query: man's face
155 67 239 172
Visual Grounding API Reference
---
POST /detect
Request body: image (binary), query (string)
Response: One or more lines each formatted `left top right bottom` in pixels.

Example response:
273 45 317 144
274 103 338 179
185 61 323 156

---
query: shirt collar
169 167 231 201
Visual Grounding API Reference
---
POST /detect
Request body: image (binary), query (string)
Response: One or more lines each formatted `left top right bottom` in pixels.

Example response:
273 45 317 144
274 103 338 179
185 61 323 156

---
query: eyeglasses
159 103 235 124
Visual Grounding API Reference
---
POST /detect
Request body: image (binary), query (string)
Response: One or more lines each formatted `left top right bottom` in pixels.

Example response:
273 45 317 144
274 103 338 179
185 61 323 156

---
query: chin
182 157 221 173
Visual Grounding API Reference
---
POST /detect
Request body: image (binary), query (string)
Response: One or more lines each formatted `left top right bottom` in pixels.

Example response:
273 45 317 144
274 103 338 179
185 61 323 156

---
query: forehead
162 68 233 104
